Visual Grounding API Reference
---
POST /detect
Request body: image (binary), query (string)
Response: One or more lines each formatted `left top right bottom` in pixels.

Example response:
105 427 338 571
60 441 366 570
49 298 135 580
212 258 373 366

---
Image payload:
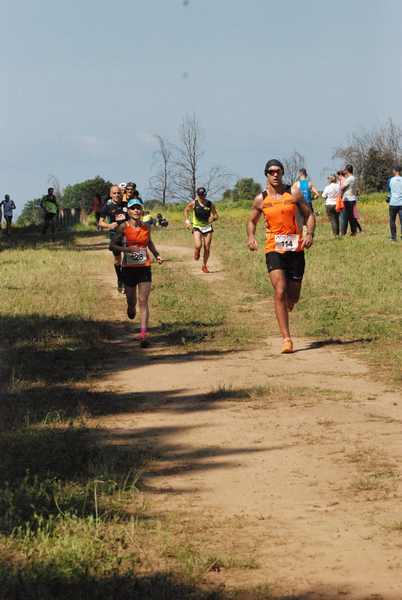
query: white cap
119 182 127 189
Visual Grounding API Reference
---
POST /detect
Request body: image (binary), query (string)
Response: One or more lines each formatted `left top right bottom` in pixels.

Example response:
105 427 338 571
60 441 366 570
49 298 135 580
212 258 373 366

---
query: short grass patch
211 200 402 383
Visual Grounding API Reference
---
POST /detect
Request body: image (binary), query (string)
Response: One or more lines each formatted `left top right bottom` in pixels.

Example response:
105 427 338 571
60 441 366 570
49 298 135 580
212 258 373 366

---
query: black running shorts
121 266 152 287
265 251 305 281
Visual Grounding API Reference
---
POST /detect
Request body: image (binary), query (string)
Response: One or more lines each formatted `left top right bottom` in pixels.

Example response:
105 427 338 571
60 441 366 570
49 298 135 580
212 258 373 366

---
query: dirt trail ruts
96 241 402 599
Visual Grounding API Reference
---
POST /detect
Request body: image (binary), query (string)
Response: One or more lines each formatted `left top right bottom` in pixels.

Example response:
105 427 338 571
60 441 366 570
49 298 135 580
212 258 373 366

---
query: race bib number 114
274 234 299 252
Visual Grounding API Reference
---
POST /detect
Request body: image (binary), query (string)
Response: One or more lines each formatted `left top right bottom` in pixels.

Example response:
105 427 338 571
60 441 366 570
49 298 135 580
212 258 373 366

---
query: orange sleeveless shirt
262 190 303 253
123 222 152 267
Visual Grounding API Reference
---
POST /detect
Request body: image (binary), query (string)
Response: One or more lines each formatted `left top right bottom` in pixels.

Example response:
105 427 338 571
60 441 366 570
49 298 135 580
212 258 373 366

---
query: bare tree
148 135 174 205
173 113 232 201
282 151 305 186
47 174 63 199
333 118 402 190
173 113 204 201
204 164 233 197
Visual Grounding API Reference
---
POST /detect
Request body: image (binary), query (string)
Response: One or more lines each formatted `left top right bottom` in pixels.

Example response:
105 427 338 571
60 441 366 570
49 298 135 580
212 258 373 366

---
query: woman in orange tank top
247 159 316 354
110 198 163 346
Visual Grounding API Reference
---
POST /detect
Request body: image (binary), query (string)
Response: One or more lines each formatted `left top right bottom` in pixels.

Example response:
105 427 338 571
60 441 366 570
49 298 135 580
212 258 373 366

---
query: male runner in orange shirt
247 159 315 353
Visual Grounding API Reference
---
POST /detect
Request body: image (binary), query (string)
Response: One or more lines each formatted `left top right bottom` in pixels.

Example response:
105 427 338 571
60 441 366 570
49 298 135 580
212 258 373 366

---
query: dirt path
95 241 402 599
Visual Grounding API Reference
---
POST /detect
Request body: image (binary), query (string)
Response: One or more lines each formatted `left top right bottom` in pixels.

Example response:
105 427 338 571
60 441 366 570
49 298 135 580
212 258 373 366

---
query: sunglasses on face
267 169 282 176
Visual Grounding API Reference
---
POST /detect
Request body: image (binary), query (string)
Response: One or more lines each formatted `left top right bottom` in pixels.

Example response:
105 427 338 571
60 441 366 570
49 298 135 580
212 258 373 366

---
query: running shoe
201 265 210 273
138 332 149 348
127 306 136 320
281 338 294 354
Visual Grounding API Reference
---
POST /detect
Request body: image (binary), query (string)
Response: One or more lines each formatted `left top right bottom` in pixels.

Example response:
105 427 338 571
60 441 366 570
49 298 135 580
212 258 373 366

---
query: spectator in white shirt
340 164 358 236
322 175 340 237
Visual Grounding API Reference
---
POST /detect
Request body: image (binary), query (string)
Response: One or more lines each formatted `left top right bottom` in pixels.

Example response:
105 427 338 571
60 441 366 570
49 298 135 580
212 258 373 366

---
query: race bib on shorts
197 225 213 234
274 234 299 252
125 247 147 266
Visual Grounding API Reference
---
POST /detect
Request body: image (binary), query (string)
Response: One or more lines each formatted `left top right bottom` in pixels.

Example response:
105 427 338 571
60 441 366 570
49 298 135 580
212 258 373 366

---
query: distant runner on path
109 198 163 347
247 159 316 354
184 186 219 273
41 187 59 241
1 194 16 236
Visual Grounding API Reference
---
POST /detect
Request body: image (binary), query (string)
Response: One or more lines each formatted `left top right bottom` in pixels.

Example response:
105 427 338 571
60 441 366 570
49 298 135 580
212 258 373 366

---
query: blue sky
2 0 402 212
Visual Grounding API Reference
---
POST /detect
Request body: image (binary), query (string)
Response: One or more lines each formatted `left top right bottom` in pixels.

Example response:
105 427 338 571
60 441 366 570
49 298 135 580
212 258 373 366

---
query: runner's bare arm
297 198 316 249
247 194 263 251
184 201 195 228
310 183 320 199
291 181 299 195
99 216 118 231
147 237 163 263
209 204 218 223
108 224 127 253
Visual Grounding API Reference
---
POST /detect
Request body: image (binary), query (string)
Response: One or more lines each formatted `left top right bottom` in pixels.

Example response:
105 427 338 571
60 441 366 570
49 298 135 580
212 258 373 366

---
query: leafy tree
62 176 112 211
223 178 262 202
17 198 43 226
334 118 402 192
363 147 395 192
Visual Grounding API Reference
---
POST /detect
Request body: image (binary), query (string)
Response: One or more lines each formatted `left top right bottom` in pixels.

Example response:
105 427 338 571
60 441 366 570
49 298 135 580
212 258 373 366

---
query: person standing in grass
99 185 127 293
247 159 315 354
322 175 340 237
1 194 16 235
184 186 219 273
41 187 59 241
109 198 163 346
340 164 358 236
388 165 402 241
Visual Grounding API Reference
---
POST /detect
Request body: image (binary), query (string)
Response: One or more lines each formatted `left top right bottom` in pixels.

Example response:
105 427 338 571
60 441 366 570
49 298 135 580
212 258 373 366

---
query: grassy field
0 227 273 599
162 194 401 383
0 195 400 598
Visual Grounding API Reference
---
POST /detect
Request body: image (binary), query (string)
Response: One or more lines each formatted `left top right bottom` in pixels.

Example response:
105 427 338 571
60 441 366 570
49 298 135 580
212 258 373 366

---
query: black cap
197 186 207 196
264 159 284 176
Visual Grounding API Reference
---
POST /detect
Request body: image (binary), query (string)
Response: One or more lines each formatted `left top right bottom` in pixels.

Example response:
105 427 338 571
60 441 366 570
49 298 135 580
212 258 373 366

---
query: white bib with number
274 234 299 252
125 247 147 266
197 225 213 234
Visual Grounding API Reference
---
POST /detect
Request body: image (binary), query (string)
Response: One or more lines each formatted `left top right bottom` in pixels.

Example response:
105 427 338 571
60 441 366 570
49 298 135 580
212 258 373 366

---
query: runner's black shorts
265 251 305 281
121 267 152 287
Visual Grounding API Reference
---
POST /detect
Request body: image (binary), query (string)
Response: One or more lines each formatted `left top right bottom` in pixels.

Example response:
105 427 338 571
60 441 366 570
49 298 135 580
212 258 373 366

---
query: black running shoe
127 306 136 320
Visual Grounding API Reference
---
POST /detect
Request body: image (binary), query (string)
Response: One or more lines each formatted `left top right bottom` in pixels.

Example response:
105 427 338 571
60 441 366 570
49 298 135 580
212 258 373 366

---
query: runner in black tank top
184 187 219 273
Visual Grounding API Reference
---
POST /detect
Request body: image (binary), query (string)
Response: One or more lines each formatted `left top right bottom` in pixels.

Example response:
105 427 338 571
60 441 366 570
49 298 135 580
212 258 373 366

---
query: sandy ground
95 242 402 600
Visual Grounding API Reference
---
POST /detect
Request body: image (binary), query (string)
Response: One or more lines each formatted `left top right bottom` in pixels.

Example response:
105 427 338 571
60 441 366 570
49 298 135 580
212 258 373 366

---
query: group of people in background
98 181 164 347
321 164 361 237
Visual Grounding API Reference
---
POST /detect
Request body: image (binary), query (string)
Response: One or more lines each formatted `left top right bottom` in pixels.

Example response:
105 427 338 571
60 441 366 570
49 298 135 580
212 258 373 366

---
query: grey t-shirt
343 175 357 202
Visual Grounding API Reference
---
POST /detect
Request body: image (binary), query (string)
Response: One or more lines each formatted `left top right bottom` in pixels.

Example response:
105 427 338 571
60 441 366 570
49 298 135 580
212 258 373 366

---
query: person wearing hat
247 159 315 354
109 197 163 346
183 186 219 273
